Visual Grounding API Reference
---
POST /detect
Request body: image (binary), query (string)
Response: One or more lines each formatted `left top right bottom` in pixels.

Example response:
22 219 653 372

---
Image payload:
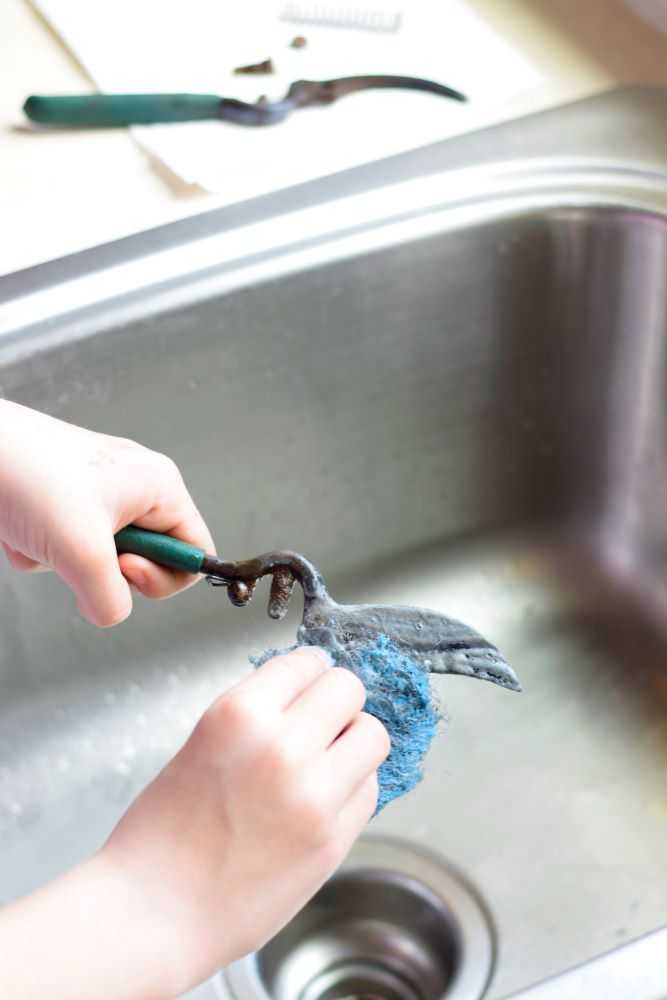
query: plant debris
233 58 275 76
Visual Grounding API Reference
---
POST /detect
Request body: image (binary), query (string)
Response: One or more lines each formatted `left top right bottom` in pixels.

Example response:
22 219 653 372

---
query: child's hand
0 647 390 1000
102 646 390 992
0 400 213 626
0 403 391 999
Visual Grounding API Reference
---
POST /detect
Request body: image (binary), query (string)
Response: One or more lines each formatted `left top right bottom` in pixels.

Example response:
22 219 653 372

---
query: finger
54 519 133 628
2 543 50 573
107 446 214 600
117 552 195 600
230 647 332 713
336 772 380 850
128 510 210 598
286 667 367 753
137 506 214 553
126 453 215 553
322 712 389 810
291 713 387 825
197 648 333 759
120 457 215 600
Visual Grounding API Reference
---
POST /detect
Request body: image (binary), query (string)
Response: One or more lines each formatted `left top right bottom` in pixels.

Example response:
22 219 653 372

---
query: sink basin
2 87 667 999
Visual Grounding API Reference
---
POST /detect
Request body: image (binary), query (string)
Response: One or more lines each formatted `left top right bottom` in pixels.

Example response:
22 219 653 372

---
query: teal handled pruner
24 75 466 129
114 525 520 691
115 525 302 619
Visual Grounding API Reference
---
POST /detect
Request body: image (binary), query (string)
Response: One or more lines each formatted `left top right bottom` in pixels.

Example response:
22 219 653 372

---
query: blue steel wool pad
251 635 440 813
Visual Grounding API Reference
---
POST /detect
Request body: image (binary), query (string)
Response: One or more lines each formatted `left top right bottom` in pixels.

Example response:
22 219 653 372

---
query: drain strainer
216 836 495 1000
300 958 422 1000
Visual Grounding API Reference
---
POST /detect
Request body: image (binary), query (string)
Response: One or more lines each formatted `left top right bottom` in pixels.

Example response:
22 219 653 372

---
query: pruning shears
24 75 466 129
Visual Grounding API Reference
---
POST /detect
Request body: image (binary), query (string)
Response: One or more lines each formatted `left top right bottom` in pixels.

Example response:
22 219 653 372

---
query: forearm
0 851 189 1000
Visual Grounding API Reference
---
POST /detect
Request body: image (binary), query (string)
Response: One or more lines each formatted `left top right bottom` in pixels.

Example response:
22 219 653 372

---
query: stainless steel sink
2 87 667 1000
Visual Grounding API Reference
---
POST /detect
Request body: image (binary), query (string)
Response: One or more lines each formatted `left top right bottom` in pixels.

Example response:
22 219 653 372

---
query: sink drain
216 836 495 1000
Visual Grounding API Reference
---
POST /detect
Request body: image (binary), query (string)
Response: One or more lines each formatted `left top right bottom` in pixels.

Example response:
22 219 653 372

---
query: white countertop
1 0 667 277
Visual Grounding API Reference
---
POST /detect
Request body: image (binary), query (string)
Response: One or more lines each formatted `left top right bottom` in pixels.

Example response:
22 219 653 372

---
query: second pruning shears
24 75 466 129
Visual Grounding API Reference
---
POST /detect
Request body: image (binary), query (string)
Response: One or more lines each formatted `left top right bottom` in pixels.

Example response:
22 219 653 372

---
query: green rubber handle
115 526 206 574
23 94 223 127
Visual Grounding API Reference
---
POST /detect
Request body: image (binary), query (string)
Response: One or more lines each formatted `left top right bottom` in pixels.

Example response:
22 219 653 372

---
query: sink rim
2 83 667 293
3 85 667 357
2 157 667 363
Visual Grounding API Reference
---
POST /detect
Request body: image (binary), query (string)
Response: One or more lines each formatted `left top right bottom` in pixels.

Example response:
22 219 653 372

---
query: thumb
53 520 133 628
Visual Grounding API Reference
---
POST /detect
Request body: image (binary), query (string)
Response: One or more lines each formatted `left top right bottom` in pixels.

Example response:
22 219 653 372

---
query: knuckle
209 690 259 738
293 793 334 848
154 451 184 483
264 650 310 676
192 705 219 747
109 434 142 452
290 646 331 669
263 740 300 779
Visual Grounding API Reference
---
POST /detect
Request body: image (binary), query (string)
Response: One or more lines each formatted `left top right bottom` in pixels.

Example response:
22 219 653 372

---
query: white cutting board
31 0 543 194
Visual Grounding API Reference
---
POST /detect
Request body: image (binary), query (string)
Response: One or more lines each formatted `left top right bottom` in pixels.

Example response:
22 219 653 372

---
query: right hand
0 400 214 627
101 646 390 996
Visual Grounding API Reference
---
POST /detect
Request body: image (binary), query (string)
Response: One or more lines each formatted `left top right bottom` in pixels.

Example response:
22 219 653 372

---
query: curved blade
203 546 518 692
286 75 467 107
219 74 467 127
305 602 521 692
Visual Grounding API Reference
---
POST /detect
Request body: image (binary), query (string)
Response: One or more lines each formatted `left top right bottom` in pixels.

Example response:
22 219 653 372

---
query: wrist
96 829 243 997
0 847 199 1000
88 847 199 999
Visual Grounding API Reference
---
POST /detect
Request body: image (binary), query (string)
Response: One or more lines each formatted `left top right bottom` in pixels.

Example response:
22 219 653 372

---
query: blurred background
2 0 667 277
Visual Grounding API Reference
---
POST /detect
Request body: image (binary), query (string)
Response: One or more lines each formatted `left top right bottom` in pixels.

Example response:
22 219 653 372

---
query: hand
0 649 389 999
102 646 391 995
0 400 213 626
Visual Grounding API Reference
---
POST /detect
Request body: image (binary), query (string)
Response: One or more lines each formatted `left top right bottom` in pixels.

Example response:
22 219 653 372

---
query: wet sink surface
2 88 667 998
369 538 667 997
